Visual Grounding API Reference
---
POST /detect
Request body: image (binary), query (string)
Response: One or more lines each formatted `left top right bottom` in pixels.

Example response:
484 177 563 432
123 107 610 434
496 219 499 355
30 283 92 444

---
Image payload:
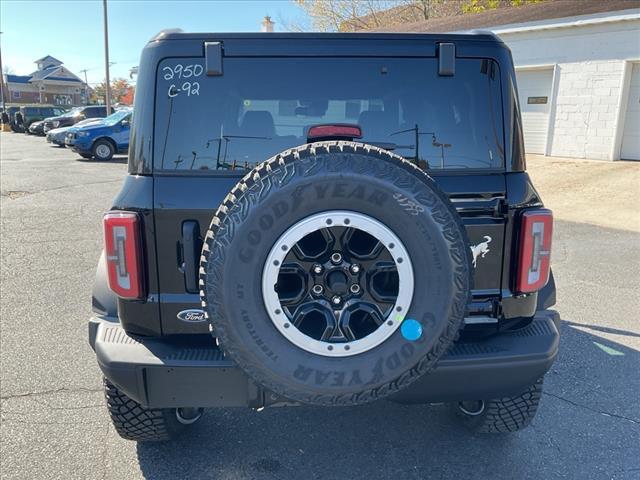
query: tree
291 0 547 31
89 78 134 105
293 0 444 32
120 85 135 106
90 83 106 104
462 0 544 14
110 78 133 105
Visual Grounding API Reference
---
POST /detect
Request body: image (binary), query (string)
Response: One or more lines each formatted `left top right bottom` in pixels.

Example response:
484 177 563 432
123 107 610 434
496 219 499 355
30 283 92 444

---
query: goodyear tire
104 378 203 442
200 142 472 406
452 378 544 433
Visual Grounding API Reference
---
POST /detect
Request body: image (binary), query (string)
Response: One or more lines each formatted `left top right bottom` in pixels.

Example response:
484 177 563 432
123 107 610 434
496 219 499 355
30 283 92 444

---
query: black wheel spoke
291 301 336 341
367 261 399 303
275 263 308 306
277 226 399 341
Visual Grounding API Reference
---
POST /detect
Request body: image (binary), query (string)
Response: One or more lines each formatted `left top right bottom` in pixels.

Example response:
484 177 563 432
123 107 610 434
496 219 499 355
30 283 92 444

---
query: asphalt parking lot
1 132 639 480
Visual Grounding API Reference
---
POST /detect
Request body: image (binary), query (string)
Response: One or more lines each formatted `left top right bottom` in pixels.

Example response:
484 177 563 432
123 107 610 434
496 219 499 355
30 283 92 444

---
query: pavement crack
31 399 104 410
1 190 32 199
1 180 121 200
0 386 102 401
100 420 110 480
544 391 639 425
0 419 104 426
30 179 122 195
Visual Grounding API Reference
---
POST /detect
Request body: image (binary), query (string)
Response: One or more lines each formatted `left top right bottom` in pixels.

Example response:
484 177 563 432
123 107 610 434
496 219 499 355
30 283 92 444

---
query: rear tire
104 378 203 442
452 378 543 433
92 139 115 161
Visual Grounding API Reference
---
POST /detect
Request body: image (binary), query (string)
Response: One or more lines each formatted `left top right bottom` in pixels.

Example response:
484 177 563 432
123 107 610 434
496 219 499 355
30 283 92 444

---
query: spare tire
200 142 471 406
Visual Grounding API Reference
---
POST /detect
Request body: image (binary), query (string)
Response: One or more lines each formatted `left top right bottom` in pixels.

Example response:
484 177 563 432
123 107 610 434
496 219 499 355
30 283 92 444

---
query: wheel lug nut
331 252 342 264
331 295 342 305
350 264 361 274
312 264 323 275
312 285 324 295
350 284 361 294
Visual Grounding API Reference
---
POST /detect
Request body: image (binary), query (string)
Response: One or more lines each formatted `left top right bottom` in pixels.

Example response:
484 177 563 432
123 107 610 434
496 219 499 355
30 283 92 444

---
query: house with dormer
2 55 90 106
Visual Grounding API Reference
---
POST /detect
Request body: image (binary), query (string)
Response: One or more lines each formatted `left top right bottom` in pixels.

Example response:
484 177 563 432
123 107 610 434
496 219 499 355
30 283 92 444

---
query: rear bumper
89 310 560 408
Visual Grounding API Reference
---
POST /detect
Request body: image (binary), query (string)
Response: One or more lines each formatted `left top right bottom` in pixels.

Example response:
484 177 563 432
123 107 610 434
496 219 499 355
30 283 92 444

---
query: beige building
2 55 90 106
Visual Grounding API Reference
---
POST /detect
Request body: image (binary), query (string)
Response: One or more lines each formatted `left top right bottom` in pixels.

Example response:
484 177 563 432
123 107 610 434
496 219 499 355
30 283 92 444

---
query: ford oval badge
177 309 206 323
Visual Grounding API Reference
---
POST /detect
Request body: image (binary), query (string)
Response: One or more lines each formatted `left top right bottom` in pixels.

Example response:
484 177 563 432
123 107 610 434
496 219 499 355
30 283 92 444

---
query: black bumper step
89 311 560 408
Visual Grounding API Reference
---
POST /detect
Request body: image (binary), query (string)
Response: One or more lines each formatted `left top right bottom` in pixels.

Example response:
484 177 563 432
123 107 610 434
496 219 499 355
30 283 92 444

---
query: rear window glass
154 57 504 172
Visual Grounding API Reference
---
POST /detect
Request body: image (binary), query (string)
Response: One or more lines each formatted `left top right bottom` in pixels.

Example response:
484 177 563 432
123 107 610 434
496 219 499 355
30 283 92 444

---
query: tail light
516 209 553 293
307 124 362 142
103 211 144 299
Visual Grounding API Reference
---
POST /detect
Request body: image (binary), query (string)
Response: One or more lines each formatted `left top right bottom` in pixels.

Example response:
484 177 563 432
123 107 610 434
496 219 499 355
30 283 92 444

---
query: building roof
34 55 63 65
29 65 60 81
373 0 639 33
6 60 85 85
6 75 31 84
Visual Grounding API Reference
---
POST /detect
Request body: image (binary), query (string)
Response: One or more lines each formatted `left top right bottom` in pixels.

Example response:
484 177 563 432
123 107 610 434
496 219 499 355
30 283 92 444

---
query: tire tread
103 378 182 442
455 378 544 433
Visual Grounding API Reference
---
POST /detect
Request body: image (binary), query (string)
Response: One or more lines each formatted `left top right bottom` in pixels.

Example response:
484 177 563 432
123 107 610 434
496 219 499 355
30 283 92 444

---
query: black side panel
499 171 545 321
537 270 556 310
91 251 117 318
111 175 162 335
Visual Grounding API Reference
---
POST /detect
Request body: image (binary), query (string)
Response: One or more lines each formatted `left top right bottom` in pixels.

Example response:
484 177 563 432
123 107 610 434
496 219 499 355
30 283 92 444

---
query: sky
0 0 308 86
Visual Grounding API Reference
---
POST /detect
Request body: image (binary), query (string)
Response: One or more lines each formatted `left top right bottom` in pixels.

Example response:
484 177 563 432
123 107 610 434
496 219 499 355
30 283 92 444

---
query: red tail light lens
307 124 362 141
103 211 144 299
517 209 553 293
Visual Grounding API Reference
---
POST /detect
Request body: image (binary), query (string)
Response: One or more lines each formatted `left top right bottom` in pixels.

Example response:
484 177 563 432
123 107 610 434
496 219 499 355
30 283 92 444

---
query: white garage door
620 63 640 161
517 69 554 155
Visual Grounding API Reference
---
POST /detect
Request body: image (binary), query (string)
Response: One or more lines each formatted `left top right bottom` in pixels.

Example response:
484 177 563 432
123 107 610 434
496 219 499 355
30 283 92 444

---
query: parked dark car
28 120 46 136
89 32 558 442
4 106 21 132
19 105 66 133
65 108 131 160
1 105 18 123
43 105 108 133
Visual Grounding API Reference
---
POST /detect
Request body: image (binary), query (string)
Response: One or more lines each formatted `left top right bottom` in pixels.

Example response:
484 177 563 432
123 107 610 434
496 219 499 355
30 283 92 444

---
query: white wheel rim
262 210 414 358
96 144 111 158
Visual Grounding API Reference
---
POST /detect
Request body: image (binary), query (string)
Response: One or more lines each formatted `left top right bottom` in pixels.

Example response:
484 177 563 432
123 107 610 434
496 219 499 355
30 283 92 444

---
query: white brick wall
496 14 640 160
551 60 625 159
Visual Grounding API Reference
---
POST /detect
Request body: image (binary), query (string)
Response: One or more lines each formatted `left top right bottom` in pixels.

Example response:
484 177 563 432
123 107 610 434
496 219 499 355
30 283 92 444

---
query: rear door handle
181 221 201 293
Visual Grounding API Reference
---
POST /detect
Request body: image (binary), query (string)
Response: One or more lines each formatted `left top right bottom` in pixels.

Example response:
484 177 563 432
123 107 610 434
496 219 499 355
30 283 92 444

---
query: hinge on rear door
493 198 509 218
438 43 455 76
205 42 223 76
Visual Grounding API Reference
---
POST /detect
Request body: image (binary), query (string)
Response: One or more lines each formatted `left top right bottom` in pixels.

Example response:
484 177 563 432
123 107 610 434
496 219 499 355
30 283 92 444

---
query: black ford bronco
89 31 558 441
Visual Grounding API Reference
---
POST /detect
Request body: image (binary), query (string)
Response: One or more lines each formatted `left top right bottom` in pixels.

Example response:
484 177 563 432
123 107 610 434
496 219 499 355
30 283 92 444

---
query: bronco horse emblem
470 236 492 268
